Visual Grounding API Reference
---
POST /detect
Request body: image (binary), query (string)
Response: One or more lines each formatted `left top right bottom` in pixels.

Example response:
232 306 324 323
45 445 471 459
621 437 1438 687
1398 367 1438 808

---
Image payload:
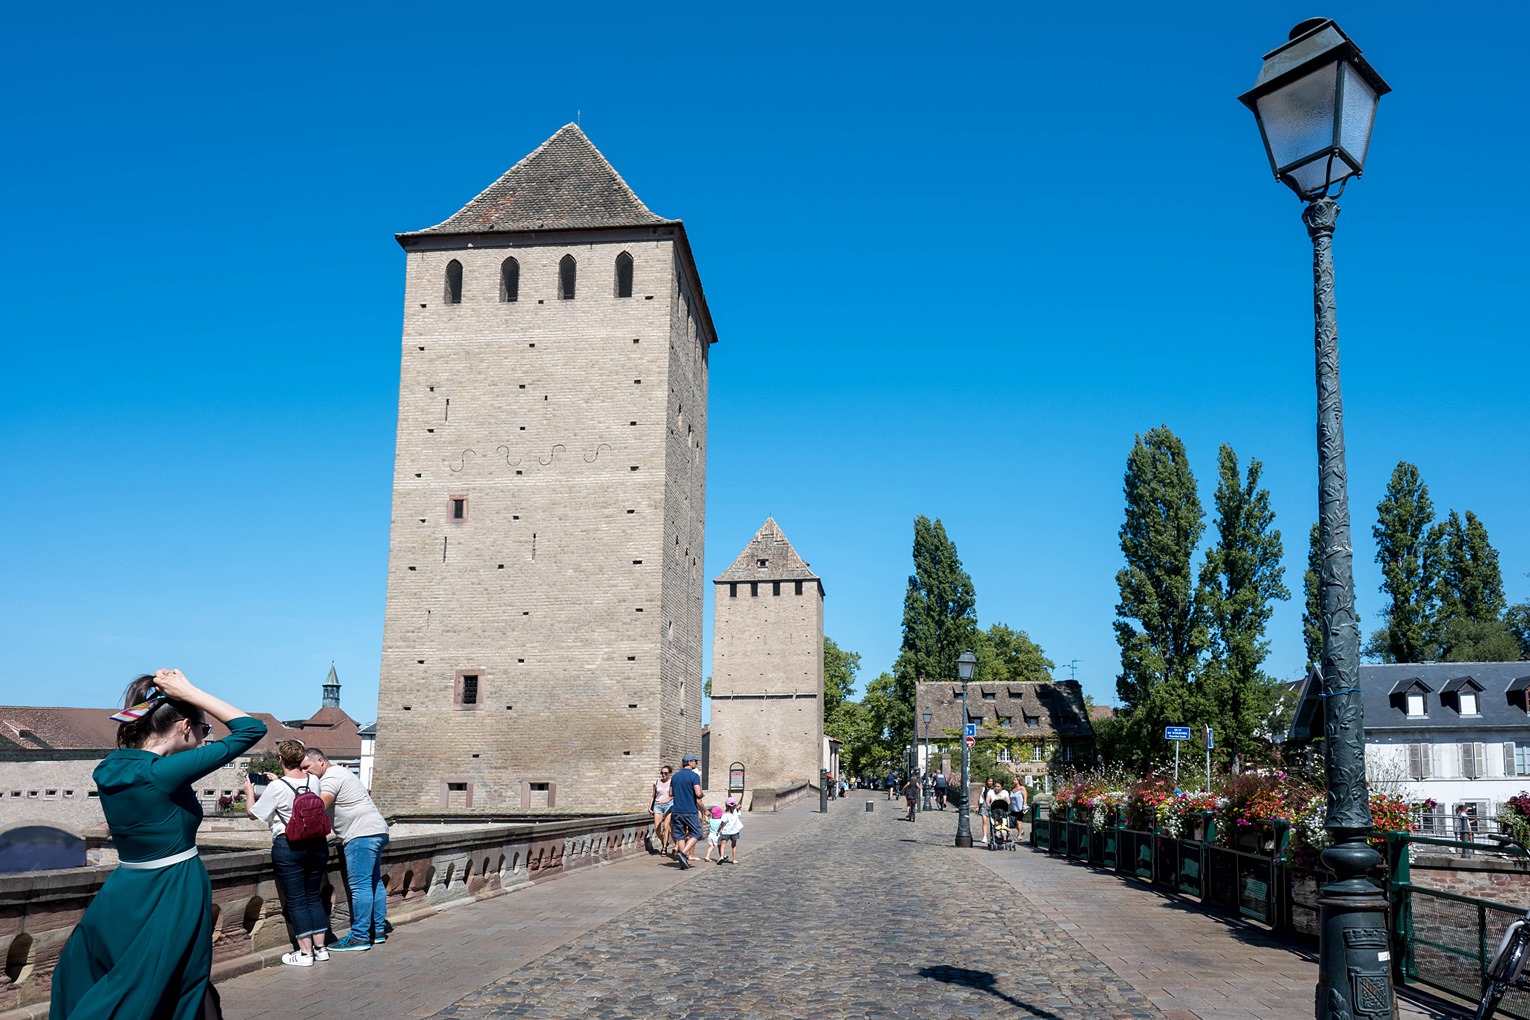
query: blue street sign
964 723 977 738
1165 726 1192 741
1204 726 1214 749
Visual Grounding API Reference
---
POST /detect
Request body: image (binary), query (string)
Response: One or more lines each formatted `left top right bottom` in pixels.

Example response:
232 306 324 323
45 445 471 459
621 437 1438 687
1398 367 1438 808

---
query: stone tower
373 125 715 814
709 519 824 796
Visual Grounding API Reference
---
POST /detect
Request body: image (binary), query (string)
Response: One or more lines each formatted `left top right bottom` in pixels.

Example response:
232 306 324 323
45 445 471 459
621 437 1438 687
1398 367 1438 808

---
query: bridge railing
1027 803 1530 1017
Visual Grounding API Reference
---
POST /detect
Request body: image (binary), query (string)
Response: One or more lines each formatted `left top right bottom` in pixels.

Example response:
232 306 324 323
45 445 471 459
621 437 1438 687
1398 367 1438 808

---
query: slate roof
714 518 823 592
1291 662 1530 741
400 124 674 237
914 680 1094 741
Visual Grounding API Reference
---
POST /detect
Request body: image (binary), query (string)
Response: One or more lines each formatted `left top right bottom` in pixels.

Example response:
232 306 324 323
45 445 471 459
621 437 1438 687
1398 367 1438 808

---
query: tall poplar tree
1302 522 1323 669
1369 462 1441 663
1114 426 1206 763
1433 511 1517 661
893 515 977 751
1198 446 1289 770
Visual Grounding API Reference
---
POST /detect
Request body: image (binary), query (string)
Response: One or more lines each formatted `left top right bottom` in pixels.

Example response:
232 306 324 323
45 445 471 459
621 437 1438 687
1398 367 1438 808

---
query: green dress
50 716 266 1020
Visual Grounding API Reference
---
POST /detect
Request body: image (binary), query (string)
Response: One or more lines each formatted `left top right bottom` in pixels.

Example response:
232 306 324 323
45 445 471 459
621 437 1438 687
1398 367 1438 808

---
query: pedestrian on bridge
669 754 704 869
933 771 948 810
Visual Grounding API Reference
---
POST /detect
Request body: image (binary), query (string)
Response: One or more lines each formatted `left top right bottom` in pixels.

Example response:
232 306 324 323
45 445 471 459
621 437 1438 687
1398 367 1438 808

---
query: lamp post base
1314 837 1392 1019
954 834 972 848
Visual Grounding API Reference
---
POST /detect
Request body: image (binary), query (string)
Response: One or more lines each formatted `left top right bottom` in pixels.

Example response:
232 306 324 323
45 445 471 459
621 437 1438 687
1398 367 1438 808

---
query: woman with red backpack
246 739 333 966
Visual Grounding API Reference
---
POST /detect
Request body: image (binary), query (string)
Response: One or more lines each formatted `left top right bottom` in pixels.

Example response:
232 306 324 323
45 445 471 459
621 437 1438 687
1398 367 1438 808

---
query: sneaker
313 948 330 962
372 934 387 944
676 849 690 870
328 937 371 952
281 952 313 967
381 921 394 936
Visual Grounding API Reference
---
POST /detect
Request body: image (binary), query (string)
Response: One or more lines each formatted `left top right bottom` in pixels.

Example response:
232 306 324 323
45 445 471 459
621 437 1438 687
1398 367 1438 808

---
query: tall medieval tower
373 125 715 814
709 519 824 796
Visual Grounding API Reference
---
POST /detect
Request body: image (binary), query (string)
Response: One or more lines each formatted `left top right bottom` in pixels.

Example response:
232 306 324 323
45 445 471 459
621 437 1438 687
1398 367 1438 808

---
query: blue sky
2 2 1525 722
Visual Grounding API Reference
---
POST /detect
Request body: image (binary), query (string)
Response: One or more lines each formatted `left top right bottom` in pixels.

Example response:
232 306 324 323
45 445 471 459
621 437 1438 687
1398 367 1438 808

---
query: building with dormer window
1289 661 1530 826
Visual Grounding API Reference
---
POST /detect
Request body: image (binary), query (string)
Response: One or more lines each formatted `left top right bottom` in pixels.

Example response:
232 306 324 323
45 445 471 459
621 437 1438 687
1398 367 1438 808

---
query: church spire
322 663 341 709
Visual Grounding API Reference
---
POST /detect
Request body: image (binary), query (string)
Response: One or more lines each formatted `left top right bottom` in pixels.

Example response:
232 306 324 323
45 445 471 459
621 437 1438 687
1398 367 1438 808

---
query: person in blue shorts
669 754 705 869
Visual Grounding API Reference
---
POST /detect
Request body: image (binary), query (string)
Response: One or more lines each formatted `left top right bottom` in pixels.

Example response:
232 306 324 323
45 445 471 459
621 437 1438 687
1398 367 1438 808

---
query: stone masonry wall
710 579 823 794
374 230 709 815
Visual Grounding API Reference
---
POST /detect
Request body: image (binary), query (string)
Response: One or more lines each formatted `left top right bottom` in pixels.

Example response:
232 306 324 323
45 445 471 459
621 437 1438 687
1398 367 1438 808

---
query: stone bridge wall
0 813 654 1020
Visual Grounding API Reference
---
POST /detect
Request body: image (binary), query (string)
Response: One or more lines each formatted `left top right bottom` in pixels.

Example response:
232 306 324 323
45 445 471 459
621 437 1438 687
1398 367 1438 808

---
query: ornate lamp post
921 707 934 811
1240 20 1392 1020
954 651 976 848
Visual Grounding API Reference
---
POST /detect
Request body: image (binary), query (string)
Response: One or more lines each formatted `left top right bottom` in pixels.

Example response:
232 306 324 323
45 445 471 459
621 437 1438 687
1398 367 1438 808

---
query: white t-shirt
317 764 388 841
719 811 743 836
251 775 319 838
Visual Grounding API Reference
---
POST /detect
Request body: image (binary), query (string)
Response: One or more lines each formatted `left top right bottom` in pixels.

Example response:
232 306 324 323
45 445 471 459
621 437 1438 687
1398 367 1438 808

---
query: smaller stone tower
709 519 824 796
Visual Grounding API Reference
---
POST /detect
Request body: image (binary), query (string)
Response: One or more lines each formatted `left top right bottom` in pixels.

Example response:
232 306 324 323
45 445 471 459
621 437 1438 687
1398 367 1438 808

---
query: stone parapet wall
0 813 654 1019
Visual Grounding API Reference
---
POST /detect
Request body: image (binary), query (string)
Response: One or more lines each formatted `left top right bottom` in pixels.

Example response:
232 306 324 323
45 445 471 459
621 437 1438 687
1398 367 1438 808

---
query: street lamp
1241 20 1392 1020
954 650 976 848
921 707 934 811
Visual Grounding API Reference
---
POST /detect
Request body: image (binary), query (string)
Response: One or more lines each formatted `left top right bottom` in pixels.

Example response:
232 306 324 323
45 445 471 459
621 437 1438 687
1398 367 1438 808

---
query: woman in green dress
50 669 267 1020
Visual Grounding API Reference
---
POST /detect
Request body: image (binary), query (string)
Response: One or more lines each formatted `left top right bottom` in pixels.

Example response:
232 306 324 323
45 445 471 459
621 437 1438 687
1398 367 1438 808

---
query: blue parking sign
964 723 977 739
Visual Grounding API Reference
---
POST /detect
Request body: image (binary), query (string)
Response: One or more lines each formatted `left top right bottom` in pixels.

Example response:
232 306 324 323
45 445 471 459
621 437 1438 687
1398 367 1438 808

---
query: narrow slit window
445 260 463 304
559 255 576 300
615 251 634 298
449 495 468 522
500 257 519 302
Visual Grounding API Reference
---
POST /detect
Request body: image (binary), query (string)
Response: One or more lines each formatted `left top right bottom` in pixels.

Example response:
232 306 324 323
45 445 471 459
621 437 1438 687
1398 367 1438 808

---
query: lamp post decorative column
1240 19 1392 1020
954 651 976 848
921 707 934 811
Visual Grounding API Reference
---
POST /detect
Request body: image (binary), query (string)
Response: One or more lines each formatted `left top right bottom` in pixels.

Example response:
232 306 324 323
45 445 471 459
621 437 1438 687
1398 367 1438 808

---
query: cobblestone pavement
429 800 1161 1020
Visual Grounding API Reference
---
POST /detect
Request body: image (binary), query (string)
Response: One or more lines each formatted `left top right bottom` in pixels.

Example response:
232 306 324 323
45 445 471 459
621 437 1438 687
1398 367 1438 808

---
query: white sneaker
281 952 314 968
313 948 330 962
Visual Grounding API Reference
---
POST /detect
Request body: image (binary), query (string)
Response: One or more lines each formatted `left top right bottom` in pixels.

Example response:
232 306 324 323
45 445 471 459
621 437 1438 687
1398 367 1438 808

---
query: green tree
1369 462 1441 663
823 637 860 725
973 623 1054 685
1114 426 1206 766
245 750 281 778
893 515 977 751
1434 510 1506 624
1505 601 1530 660
1302 523 1323 669
1198 446 1289 771
849 671 903 776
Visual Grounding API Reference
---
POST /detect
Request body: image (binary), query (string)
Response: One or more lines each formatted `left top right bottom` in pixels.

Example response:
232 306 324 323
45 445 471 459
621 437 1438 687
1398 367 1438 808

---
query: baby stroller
988 797 1015 850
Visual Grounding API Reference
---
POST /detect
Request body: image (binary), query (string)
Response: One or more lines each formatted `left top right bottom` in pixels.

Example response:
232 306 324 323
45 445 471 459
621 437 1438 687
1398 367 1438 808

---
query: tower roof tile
715 518 821 587
401 124 674 237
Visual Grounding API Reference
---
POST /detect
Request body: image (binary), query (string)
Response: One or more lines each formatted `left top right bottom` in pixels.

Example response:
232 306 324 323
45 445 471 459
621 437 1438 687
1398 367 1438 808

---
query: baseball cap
683 754 699 764
726 797 737 806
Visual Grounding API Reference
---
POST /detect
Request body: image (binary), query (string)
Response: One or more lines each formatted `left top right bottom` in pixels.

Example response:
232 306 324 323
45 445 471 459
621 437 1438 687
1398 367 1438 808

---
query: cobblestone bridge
221 799 1456 1020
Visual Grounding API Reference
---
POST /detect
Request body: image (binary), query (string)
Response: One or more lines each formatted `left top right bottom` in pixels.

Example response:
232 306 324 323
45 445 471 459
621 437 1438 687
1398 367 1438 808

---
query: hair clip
110 688 165 723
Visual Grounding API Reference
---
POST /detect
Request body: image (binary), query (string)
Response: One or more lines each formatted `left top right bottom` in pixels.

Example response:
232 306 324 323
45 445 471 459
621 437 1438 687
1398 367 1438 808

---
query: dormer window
1406 693 1425 717
1459 692 1479 715
1441 675 1485 716
1390 677 1433 718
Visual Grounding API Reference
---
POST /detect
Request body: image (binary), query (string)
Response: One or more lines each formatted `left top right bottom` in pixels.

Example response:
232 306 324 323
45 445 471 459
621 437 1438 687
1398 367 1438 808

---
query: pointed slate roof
715 518 822 591
401 124 675 237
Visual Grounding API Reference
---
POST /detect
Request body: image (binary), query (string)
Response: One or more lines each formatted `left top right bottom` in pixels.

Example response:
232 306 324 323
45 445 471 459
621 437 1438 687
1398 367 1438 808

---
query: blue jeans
271 834 329 939
341 834 389 943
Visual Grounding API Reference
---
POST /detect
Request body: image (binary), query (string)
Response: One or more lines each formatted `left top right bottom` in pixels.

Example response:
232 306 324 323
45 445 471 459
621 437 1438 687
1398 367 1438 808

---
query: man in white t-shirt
302 747 389 951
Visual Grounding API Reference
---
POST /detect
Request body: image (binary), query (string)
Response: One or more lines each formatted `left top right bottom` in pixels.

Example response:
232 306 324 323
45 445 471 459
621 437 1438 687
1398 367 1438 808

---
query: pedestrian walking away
302 747 390 950
649 765 674 855
51 668 267 1020
669 754 705 868
933 771 948 811
246 739 331 967
902 774 919 822
704 805 724 862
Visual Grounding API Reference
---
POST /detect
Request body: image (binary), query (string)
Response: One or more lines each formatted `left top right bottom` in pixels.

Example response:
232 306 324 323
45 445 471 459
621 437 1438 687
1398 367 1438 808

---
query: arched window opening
615 251 634 298
559 255 576 300
444 260 463 304
500 257 519 302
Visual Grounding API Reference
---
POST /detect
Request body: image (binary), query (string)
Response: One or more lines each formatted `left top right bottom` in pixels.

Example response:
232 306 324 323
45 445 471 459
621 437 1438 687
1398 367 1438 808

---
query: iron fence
1025 803 1530 1017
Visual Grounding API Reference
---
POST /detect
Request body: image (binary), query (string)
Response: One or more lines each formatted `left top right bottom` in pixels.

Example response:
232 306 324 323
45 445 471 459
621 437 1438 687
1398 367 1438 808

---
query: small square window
449 495 468 522
447 782 468 792
455 670 482 707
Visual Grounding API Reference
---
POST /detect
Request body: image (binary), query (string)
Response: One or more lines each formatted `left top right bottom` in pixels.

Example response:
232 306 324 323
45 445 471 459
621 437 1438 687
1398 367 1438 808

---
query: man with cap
669 753 705 869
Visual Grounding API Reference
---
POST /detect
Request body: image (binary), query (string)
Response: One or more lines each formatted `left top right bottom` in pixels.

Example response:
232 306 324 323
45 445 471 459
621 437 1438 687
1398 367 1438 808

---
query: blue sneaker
328 936 371 952
372 934 387 944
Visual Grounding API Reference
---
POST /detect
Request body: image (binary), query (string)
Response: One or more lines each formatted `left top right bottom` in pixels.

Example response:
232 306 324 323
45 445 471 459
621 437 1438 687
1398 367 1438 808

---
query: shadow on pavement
917 965 1065 1020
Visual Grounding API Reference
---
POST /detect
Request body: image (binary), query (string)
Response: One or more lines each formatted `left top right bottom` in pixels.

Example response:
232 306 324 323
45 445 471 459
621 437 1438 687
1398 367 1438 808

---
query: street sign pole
1164 726 1192 786
1174 739 1180 785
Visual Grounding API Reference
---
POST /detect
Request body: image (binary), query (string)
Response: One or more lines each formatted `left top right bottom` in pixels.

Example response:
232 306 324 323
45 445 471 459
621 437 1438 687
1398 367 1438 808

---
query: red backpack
281 779 332 843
